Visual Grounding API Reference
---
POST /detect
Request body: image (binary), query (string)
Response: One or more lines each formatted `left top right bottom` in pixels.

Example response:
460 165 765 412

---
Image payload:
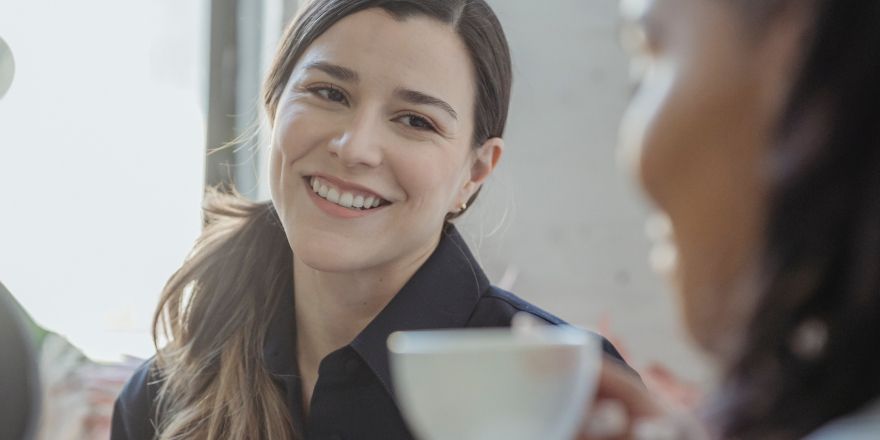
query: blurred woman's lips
303 175 391 218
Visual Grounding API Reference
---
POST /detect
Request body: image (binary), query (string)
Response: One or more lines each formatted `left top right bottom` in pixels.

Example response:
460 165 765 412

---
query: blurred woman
111 1 627 439
583 0 880 438
0 282 40 440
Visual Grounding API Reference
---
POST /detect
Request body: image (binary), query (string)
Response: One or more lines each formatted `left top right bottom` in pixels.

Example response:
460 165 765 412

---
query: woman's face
619 0 805 348
270 9 500 275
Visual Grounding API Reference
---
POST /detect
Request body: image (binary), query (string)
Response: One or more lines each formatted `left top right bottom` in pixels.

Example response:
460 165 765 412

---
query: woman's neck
291 238 439 379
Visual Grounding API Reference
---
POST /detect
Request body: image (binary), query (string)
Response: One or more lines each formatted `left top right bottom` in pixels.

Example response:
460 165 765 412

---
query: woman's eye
398 114 436 132
312 86 347 104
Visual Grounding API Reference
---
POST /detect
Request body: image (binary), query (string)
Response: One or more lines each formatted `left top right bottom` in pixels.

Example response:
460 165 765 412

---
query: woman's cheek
394 149 462 213
275 107 320 157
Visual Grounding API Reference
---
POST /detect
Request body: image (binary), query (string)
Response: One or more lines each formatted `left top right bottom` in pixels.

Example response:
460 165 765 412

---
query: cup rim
387 326 594 355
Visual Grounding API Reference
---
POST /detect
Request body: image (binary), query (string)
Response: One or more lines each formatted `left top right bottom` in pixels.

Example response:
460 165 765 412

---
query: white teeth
310 176 386 210
339 192 354 208
326 188 340 203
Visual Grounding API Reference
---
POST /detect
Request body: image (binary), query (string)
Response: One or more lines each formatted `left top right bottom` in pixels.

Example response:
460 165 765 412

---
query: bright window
0 0 207 361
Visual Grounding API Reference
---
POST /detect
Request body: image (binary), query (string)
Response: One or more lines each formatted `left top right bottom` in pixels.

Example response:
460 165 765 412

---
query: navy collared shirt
112 226 630 440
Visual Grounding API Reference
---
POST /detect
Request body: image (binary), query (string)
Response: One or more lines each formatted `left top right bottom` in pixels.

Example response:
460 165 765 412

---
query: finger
578 398 629 439
595 358 662 419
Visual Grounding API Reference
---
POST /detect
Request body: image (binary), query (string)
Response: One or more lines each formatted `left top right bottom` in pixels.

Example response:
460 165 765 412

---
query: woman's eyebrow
303 61 360 83
394 88 458 120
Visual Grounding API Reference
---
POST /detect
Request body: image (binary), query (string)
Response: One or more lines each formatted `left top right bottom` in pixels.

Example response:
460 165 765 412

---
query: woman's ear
757 4 814 124
456 137 504 208
472 136 504 184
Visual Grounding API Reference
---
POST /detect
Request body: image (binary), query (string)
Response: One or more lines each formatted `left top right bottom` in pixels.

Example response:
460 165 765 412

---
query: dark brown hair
712 1 880 438
152 1 512 438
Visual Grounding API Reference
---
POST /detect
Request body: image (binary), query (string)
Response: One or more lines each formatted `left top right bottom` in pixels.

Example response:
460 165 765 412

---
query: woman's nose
327 111 384 168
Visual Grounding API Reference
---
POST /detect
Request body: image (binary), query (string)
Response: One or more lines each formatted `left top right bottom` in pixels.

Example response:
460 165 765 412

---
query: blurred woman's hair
714 1 880 438
151 1 512 439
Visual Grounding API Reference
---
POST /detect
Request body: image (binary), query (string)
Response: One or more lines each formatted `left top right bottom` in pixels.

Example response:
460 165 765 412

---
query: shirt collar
262 224 490 394
263 274 298 377
350 224 490 396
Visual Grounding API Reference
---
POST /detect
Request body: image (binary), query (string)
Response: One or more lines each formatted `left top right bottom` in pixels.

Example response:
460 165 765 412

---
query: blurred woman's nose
327 110 383 168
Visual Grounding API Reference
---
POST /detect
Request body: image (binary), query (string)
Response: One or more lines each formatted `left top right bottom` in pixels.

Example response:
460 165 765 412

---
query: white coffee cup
387 324 601 440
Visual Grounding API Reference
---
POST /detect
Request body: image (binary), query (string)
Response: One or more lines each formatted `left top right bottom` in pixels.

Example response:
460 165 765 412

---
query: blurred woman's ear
754 4 814 126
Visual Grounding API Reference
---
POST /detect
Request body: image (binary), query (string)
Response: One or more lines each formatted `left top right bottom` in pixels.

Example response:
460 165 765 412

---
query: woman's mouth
306 176 390 211
645 213 677 274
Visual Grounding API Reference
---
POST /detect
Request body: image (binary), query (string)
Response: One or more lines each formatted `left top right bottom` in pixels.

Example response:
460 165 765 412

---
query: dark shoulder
470 286 636 374
469 286 566 327
111 358 159 440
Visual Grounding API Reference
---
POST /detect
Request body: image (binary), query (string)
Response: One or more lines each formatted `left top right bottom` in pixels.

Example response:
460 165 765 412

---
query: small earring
459 202 468 212
790 317 828 361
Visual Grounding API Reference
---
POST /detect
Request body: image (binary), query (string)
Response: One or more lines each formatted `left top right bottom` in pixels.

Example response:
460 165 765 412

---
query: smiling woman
269 8 492 279
110 1 629 439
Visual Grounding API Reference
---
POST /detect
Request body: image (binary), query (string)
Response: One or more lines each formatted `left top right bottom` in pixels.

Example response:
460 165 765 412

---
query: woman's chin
292 241 378 274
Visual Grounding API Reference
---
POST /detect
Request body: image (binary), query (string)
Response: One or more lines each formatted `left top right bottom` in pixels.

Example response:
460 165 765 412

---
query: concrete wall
457 0 711 382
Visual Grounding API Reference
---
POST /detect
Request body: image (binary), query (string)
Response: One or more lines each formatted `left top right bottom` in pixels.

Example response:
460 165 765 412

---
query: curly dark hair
713 1 880 438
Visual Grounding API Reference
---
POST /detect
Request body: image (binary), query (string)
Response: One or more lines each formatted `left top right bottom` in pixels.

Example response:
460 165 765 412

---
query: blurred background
0 0 709 436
